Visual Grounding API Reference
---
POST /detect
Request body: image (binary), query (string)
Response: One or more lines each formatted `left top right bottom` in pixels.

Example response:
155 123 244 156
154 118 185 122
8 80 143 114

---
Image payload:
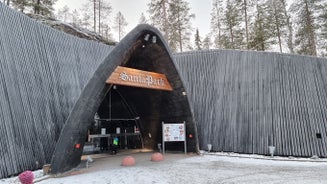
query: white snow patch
2 152 327 184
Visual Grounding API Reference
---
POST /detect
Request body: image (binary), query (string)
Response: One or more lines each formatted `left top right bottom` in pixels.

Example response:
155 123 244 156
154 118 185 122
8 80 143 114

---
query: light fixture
144 34 150 41
86 155 93 169
74 143 81 149
268 146 275 157
135 116 140 120
182 91 187 96
86 155 93 162
207 144 212 152
152 36 156 43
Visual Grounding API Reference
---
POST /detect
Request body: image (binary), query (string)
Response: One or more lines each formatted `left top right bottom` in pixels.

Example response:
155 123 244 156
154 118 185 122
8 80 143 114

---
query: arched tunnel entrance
86 87 145 154
50 24 199 174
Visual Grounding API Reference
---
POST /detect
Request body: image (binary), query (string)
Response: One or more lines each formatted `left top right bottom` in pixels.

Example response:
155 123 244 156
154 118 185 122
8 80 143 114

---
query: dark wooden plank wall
173 50 327 158
0 3 112 178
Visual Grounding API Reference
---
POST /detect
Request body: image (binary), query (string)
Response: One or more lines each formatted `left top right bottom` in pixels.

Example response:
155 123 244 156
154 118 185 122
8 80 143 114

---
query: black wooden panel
174 50 327 158
0 3 112 178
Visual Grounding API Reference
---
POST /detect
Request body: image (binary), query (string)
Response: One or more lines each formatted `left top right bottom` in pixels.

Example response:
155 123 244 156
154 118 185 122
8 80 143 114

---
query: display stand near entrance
162 121 187 154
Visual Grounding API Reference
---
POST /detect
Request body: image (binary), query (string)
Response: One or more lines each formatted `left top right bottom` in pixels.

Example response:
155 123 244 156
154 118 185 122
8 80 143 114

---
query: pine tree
222 0 244 49
242 0 251 49
11 0 56 16
147 0 169 41
80 4 93 29
321 3 327 38
102 24 113 41
266 0 288 53
139 13 147 24
291 0 321 56
249 2 274 51
80 12 91 29
83 0 98 32
92 0 96 32
202 34 211 50
194 28 202 50
281 0 294 53
96 0 112 35
168 0 194 52
11 0 29 12
31 0 57 16
242 0 257 50
98 0 101 34
56 5 70 22
114 11 128 41
210 0 224 48
210 0 223 48
71 9 81 27
80 0 111 35
318 2 327 55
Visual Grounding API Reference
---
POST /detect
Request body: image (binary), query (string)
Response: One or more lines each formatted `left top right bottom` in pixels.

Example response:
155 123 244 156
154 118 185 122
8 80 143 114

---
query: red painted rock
121 156 135 166
151 152 164 162
18 170 34 184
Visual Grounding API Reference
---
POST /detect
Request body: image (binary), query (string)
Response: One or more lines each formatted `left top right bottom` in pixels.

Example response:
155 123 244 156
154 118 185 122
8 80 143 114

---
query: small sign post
162 121 187 154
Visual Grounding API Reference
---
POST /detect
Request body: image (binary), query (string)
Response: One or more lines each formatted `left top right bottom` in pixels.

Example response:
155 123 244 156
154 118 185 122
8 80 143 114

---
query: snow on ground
0 170 44 184
2 151 327 184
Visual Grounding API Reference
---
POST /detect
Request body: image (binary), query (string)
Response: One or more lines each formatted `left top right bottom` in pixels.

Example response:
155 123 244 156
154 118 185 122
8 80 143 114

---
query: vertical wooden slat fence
174 50 327 158
0 3 113 178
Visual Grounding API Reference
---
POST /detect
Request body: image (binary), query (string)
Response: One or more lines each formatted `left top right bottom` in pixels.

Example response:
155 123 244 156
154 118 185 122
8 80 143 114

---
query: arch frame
50 24 199 174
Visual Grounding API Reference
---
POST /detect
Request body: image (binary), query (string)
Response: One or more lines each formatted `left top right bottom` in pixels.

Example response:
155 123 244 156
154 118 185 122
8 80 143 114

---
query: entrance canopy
50 24 199 174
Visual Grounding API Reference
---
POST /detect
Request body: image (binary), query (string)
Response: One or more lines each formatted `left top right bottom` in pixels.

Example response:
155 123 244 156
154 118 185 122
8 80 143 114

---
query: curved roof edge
50 24 199 174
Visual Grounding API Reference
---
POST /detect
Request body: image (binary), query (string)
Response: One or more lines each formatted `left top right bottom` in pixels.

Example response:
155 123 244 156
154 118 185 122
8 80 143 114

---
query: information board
163 123 185 142
162 121 187 154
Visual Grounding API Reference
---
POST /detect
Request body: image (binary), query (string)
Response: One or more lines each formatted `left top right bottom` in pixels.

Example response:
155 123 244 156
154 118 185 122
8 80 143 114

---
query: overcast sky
54 0 211 42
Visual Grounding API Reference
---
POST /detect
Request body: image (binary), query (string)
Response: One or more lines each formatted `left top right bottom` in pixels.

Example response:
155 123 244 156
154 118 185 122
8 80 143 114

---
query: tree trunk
162 0 169 41
177 7 183 52
244 0 249 49
98 0 101 34
94 0 96 33
273 2 283 53
304 0 317 56
281 0 294 53
275 19 282 53
118 14 121 41
214 1 222 48
229 25 234 49
34 0 41 14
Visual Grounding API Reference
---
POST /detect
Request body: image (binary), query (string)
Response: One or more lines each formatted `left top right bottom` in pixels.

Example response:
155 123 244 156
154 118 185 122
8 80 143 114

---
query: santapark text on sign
106 66 173 91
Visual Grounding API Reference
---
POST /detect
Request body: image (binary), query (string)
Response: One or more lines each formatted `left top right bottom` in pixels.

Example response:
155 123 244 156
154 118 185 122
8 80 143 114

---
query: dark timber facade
1 2 327 178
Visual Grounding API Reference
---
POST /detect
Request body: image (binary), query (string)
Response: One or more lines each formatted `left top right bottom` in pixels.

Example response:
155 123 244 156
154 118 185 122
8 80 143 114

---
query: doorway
84 86 143 155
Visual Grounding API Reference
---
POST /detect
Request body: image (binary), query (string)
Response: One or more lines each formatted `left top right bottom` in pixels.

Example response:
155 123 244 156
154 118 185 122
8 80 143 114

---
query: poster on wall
163 123 185 142
162 121 187 154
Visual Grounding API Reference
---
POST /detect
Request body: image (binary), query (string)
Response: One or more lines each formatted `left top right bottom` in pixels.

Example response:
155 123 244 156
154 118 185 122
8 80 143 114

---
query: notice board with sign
162 121 187 154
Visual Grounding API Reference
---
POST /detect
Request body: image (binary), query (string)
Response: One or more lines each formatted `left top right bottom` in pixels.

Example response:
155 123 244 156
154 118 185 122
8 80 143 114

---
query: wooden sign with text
106 66 173 91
